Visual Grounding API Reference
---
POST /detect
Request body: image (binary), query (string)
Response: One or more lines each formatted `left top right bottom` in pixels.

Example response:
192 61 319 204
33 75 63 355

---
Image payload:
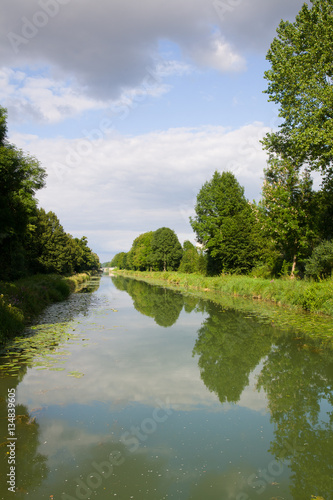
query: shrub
305 240 333 280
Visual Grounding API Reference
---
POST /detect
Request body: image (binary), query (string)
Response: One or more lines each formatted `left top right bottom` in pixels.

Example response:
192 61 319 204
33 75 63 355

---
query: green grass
114 270 333 316
0 272 92 344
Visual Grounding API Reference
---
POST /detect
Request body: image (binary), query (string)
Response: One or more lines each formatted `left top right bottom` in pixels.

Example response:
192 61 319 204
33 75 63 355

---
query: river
0 275 332 500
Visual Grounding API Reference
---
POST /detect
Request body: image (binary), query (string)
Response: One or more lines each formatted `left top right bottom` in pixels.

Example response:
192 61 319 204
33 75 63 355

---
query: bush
0 295 24 338
305 240 333 280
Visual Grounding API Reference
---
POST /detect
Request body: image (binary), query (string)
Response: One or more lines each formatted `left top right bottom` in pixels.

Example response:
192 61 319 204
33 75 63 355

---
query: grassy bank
0 272 93 344
114 270 333 316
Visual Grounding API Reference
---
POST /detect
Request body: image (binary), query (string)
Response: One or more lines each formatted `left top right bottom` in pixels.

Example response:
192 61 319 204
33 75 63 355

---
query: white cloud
0 67 105 123
0 60 177 124
189 34 246 73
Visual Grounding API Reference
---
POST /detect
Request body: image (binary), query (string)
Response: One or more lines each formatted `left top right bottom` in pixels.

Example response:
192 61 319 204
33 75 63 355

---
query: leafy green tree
259 158 316 277
190 171 259 275
313 176 333 240
73 236 100 272
26 209 99 274
178 240 201 273
305 240 333 279
0 107 46 279
151 227 182 271
28 209 74 274
111 252 128 269
127 231 154 271
262 0 333 175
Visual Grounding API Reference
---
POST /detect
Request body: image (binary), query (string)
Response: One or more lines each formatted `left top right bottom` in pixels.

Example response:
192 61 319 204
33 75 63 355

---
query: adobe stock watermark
213 0 243 22
235 437 305 499
7 0 71 54
51 64 162 183
61 398 176 500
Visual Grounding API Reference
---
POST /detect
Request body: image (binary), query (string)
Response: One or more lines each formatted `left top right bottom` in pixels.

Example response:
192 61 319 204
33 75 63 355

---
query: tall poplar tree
262 0 333 176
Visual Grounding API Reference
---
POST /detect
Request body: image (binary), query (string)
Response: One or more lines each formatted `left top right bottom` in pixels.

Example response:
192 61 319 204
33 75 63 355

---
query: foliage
178 241 201 274
258 158 317 276
190 171 260 274
262 0 333 174
111 252 128 269
0 107 46 280
114 269 333 316
313 176 333 240
151 227 183 271
0 273 92 343
126 231 154 270
305 240 333 280
25 208 99 275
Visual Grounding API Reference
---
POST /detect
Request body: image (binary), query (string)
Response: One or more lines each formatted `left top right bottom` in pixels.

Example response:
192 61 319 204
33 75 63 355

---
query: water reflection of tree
0 375 48 496
194 298 333 497
257 337 333 499
112 277 185 327
77 276 101 294
192 301 275 403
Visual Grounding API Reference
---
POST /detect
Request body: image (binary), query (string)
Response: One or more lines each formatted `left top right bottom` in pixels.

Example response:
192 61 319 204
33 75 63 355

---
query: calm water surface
0 276 332 500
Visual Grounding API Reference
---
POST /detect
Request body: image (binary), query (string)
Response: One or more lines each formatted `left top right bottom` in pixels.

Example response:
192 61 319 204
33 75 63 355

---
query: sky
0 0 307 263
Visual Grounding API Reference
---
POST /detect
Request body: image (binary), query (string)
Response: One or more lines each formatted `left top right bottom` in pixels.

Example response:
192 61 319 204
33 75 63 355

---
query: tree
28 209 74 274
262 0 333 175
178 240 200 274
190 171 259 275
0 107 46 279
26 209 99 274
259 158 316 277
111 252 128 269
305 240 333 279
127 232 154 271
151 227 182 271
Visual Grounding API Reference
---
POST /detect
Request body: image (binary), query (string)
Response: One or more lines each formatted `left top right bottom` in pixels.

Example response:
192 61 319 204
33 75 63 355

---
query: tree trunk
290 254 297 279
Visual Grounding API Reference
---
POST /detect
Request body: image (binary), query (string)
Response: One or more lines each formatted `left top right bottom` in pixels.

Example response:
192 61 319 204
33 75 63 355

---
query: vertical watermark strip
7 388 16 493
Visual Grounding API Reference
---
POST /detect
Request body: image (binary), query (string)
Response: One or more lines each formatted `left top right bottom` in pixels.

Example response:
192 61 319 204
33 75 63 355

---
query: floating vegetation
67 371 84 379
0 320 89 377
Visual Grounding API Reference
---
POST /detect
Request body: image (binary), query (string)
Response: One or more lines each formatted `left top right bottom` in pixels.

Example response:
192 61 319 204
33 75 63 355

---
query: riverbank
0 272 93 344
113 270 333 316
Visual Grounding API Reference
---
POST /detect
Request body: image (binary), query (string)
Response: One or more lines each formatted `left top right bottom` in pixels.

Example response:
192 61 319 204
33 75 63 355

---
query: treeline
111 169 333 280
0 106 99 281
110 227 205 273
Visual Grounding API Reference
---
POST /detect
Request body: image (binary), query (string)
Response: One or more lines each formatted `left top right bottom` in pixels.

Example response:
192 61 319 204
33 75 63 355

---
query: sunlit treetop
262 0 333 174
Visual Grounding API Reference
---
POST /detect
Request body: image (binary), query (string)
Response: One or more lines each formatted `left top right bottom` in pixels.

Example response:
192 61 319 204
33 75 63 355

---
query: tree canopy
258 158 317 277
151 227 183 271
190 171 259 274
262 0 333 175
0 107 46 279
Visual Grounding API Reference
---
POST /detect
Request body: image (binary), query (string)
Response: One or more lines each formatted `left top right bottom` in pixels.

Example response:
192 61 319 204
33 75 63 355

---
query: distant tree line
0 106 100 280
111 227 203 274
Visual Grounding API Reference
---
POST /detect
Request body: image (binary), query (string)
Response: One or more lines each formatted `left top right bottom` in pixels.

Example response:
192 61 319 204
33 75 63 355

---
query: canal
0 275 332 499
